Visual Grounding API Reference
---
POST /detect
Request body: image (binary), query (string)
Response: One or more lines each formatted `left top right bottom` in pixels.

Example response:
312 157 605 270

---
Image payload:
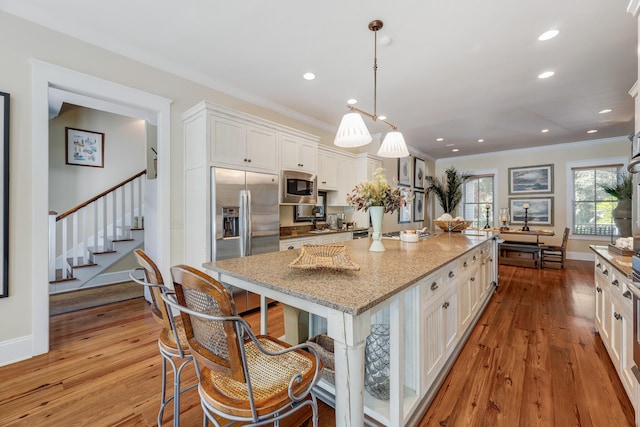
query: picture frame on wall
414 191 425 222
509 197 554 226
414 157 426 190
0 92 9 298
508 164 553 195
398 188 411 223
397 156 411 187
65 127 105 168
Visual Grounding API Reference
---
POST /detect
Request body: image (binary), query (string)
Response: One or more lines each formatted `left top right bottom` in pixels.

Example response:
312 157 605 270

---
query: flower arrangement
346 168 407 213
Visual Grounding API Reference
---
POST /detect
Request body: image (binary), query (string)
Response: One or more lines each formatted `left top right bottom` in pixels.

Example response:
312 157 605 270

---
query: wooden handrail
56 170 146 221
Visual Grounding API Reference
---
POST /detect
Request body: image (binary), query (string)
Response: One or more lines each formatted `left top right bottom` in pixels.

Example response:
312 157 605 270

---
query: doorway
32 60 172 355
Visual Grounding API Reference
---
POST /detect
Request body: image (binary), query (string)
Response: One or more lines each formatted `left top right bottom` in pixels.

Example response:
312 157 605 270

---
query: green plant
600 174 633 200
426 166 468 214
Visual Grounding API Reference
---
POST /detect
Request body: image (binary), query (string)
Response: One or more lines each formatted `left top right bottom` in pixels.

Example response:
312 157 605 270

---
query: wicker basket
306 334 335 384
289 244 360 271
433 220 473 232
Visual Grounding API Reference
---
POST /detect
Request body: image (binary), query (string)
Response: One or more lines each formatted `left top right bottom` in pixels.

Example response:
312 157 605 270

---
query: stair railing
49 170 146 281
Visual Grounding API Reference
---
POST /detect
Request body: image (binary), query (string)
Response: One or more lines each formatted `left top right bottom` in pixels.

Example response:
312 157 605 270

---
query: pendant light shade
334 20 409 158
334 112 373 147
377 131 409 158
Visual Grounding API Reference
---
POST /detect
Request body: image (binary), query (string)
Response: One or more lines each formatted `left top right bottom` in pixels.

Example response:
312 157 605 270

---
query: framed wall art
414 157 425 190
508 164 553 195
398 187 411 223
509 197 554 226
397 156 411 187
65 127 105 168
414 191 425 222
0 92 8 298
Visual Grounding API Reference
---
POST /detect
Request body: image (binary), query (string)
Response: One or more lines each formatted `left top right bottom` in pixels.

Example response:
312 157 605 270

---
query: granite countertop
590 245 633 278
279 227 368 240
204 232 497 315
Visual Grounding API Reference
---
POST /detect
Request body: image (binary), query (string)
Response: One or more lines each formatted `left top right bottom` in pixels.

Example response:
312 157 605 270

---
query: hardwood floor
0 260 634 426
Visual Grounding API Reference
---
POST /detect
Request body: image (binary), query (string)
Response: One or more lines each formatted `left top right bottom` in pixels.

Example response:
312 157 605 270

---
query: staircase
49 170 146 293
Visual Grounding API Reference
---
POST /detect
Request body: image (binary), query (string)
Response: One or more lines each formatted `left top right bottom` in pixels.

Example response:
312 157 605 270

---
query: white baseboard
80 270 133 289
0 335 33 367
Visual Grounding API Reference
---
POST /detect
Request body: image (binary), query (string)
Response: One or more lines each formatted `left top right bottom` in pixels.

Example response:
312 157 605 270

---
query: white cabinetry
209 116 278 173
318 147 339 190
280 134 318 174
351 153 384 227
593 254 636 408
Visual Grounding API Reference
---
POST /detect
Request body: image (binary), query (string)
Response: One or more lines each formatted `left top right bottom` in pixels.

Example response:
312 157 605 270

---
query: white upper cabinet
318 147 339 190
246 125 278 172
280 134 318 174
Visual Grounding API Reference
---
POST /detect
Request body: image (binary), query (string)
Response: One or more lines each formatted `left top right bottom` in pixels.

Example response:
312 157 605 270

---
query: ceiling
1 0 637 159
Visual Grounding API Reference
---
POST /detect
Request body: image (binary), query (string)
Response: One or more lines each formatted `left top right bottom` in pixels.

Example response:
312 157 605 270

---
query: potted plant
425 166 468 215
600 173 633 237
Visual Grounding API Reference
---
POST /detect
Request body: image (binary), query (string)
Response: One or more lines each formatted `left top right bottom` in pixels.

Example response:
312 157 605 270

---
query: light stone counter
590 245 633 279
203 231 497 316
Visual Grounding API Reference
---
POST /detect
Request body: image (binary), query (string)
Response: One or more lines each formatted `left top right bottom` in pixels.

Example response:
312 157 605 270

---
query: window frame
566 156 627 241
461 168 498 229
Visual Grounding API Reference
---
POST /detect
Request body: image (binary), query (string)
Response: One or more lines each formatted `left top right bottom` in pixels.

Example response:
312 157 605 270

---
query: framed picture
414 157 426 189
65 127 105 168
414 191 425 222
508 164 553 195
0 92 8 298
509 197 554 226
397 156 411 187
398 188 411 223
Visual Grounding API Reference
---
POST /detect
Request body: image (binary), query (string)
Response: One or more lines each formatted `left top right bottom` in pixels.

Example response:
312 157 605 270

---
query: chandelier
334 20 409 158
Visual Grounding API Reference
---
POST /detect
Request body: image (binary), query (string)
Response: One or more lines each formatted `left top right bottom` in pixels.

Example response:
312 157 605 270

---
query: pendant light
334 20 409 158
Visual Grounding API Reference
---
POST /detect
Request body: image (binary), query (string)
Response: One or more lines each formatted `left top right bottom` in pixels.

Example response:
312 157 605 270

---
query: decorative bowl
433 220 473 232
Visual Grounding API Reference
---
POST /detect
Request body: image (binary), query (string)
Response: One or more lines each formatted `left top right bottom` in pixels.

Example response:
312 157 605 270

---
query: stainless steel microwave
281 170 317 204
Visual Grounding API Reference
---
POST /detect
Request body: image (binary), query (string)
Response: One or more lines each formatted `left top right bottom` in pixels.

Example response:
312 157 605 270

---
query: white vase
369 206 385 252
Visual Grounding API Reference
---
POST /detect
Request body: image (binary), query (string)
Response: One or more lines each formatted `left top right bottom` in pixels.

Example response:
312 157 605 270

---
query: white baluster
120 184 125 239
61 218 68 278
129 180 134 236
83 205 89 263
112 188 117 242
103 195 108 251
72 212 79 265
48 212 57 282
138 176 143 228
93 201 99 259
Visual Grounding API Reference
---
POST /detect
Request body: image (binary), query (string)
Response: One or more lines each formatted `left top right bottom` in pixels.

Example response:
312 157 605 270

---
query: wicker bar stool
164 265 323 427
129 249 196 426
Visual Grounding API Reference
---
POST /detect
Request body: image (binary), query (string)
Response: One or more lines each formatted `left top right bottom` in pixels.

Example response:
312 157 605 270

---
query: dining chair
540 227 570 269
129 249 196 426
164 264 323 427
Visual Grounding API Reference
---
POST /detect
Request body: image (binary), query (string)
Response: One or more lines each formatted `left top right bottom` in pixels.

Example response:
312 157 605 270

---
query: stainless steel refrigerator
211 167 279 313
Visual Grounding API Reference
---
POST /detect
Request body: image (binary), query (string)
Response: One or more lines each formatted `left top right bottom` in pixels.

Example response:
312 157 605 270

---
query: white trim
437 136 629 163
30 59 172 357
567 251 594 262
81 270 138 289
0 335 33 367
462 168 499 225
565 156 628 240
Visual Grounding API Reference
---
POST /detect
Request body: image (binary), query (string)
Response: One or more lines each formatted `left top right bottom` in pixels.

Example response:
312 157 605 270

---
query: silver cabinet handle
473 255 477 261
463 261 468 268
470 277 475 282
431 282 438 291
623 290 632 300
288 246 294 250
603 269 608 276
596 262 601 268
448 271 455 278
612 279 619 287
614 312 622 321
443 301 450 309
596 286 602 293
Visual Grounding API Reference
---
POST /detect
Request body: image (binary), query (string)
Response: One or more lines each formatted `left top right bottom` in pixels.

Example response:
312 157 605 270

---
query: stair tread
91 250 117 255
110 238 134 243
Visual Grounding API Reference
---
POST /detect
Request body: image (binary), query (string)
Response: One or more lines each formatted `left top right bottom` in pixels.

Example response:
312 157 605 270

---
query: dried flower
346 168 408 214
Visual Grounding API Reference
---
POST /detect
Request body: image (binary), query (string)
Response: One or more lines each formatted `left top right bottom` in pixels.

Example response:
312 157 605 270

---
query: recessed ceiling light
446 143 455 147
541 129 549 133
477 139 484 143
452 148 459 152
538 30 559 41
303 72 316 80
378 115 387 120
587 129 598 134
538 71 555 79
347 98 358 105
436 137 444 142
599 108 613 114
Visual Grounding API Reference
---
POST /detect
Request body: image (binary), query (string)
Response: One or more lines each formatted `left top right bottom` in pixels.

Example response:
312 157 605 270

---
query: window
463 175 494 228
572 164 624 236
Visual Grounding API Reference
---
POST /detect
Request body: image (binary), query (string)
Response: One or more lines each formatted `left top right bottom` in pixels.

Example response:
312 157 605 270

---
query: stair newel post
61 217 69 279
103 194 108 252
120 185 126 240
82 206 89 264
112 188 118 244
93 201 99 259
48 211 57 282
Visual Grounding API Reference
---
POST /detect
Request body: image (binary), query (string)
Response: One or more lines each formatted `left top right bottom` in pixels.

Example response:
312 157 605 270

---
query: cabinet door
443 287 458 356
280 135 317 173
594 279 605 332
457 276 472 331
210 116 246 167
327 154 355 206
610 300 623 371
367 158 383 179
422 298 445 388
298 140 318 173
246 125 277 173
318 150 339 190
280 135 300 170
621 309 636 399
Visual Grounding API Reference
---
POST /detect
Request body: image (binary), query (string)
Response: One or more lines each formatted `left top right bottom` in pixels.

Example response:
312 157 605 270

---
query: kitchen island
203 232 498 426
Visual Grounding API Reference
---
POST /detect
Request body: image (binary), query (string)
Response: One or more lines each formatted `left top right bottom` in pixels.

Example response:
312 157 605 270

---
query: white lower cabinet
593 254 637 412
279 232 353 251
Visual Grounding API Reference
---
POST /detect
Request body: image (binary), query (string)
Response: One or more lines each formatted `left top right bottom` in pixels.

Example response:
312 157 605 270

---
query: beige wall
434 137 630 257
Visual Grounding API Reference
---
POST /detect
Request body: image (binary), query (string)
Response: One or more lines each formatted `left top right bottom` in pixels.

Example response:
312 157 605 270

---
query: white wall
49 105 146 214
435 137 630 257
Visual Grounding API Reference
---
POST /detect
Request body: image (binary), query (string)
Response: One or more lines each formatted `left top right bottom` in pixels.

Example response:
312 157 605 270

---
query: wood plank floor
0 260 634 426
